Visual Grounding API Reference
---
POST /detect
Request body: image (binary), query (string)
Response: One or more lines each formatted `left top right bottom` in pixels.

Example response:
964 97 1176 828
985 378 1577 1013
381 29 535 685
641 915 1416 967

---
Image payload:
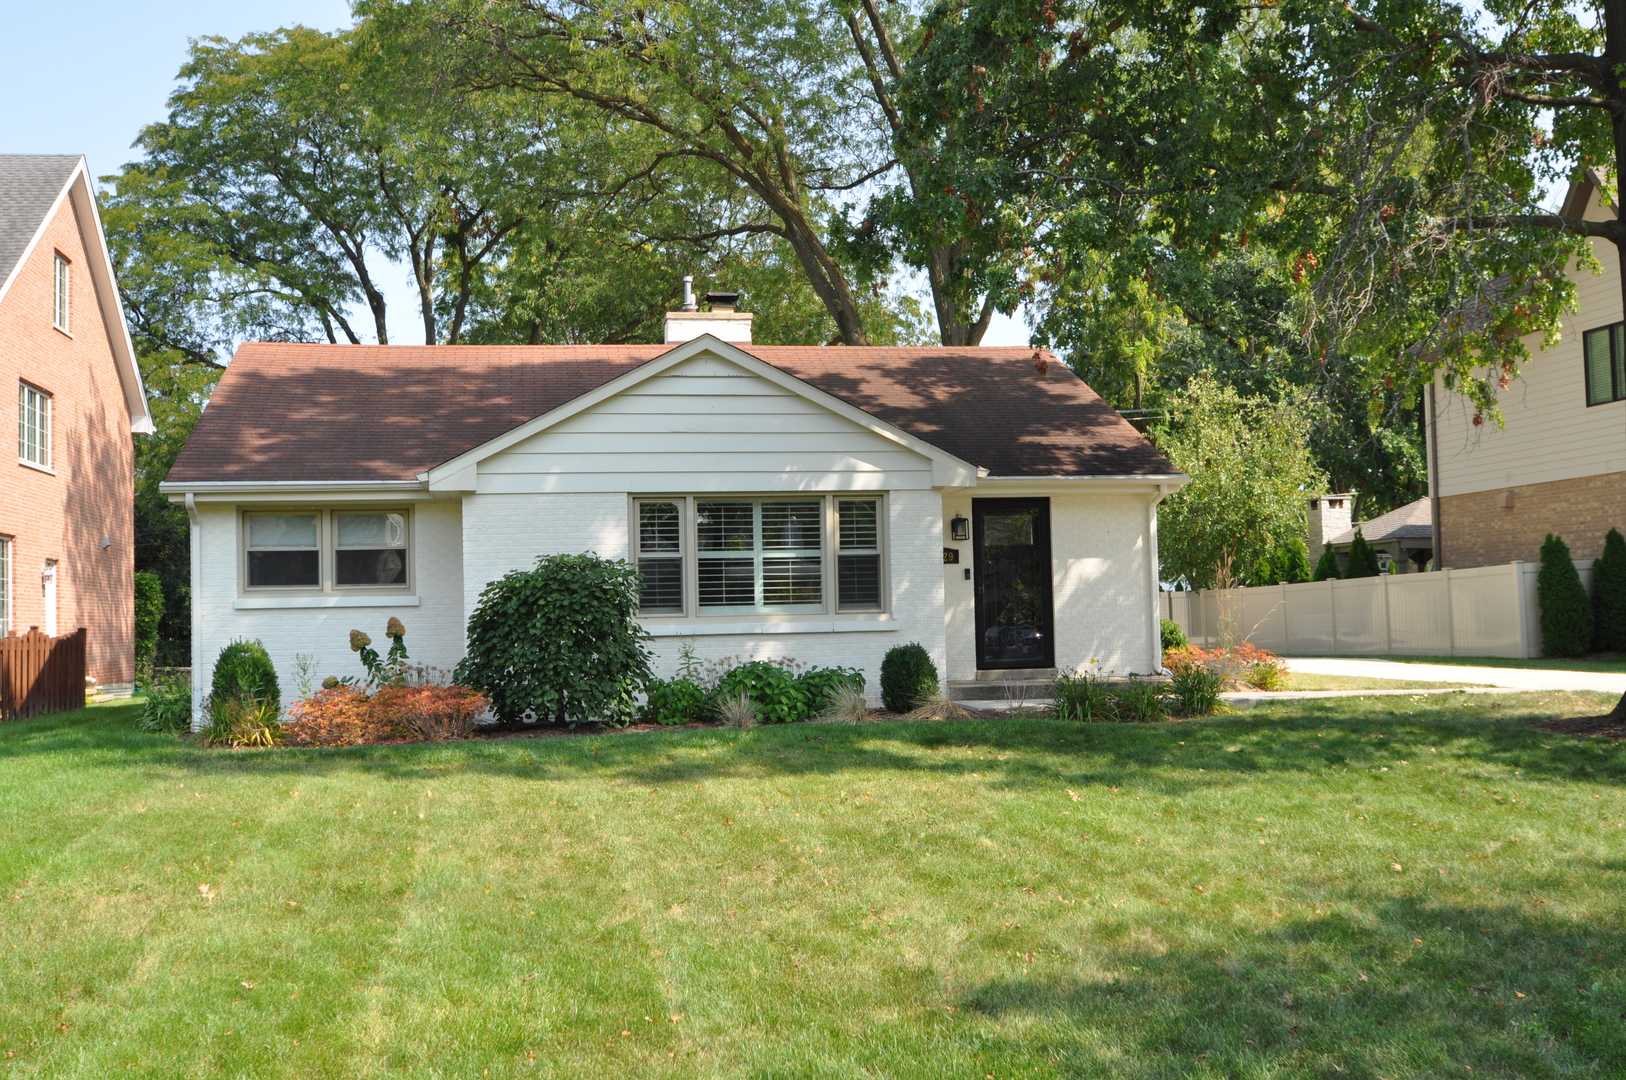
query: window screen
246 513 320 587
335 512 407 586
1584 323 1626 406
837 499 881 610
636 501 683 613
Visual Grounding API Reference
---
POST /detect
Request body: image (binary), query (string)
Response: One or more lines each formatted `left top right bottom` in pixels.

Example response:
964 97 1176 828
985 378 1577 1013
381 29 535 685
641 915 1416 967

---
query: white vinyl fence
1162 561 1594 660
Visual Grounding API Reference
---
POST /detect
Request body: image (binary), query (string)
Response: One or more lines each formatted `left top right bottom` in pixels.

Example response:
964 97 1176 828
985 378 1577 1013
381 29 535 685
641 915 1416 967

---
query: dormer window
52 253 70 334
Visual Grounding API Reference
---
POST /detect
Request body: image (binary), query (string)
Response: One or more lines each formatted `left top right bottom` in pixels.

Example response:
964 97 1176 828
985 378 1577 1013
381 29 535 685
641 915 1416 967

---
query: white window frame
52 253 70 334
18 382 51 470
0 535 11 638
630 494 889 620
239 508 413 596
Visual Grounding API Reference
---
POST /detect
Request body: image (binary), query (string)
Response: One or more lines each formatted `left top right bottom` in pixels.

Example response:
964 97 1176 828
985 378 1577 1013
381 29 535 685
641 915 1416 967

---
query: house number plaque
943 547 960 564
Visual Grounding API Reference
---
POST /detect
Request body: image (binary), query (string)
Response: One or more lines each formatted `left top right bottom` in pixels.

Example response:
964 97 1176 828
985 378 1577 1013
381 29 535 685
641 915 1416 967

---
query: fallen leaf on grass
1066 789 1081 802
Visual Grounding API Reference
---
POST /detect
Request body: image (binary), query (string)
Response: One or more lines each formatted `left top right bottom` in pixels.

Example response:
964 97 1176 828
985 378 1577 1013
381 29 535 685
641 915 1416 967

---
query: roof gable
0 155 79 297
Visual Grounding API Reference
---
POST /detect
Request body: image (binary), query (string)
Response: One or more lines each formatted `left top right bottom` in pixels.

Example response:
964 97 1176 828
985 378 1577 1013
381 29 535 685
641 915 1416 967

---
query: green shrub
714 661 808 724
1343 530 1382 578
880 643 938 712
1111 678 1166 723
796 666 865 715
1538 533 1592 657
133 572 165 685
1311 544 1341 581
210 640 279 714
136 671 193 734
643 677 708 725
1160 618 1188 652
1245 539 1312 586
1593 527 1626 652
204 695 284 748
1053 672 1116 722
457 553 652 725
1169 666 1223 716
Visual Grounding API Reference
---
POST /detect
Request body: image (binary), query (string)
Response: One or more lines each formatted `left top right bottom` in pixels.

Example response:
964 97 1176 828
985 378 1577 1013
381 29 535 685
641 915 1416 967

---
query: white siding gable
474 353 936 493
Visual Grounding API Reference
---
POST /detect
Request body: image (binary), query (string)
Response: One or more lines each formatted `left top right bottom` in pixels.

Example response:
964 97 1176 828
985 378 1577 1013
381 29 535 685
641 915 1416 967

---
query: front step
948 680 1055 702
974 667 1058 682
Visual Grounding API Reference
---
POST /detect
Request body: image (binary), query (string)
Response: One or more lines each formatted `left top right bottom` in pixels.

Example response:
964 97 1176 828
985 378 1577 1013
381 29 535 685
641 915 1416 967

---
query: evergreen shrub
209 640 280 713
1537 533 1592 657
457 553 651 725
1312 545 1341 581
879 643 938 712
1160 618 1188 652
1343 530 1382 578
1593 527 1626 652
133 572 164 684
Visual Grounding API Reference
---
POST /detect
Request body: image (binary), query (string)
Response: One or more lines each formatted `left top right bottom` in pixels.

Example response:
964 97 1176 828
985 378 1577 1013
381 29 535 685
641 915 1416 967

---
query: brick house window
1583 322 1626 406
18 382 51 468
0 535 10 637
52 254 70 333
632 495 886 617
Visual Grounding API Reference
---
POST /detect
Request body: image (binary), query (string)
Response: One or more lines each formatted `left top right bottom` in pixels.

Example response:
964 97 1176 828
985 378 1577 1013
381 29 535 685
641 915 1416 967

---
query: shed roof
166 341 1177 484
1331 497 1433 546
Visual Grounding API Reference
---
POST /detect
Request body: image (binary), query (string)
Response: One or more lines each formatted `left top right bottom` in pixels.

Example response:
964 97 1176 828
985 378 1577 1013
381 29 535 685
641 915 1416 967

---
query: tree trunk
1606 689 1626 723
1607 0 1626 320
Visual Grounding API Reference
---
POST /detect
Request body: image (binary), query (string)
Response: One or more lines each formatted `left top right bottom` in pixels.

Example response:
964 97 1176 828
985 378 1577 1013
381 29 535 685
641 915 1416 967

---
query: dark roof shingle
0 155 80 289
166 342 1176 484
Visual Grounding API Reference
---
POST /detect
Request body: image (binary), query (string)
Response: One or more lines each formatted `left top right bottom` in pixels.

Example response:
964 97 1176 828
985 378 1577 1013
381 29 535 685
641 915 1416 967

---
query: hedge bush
133 572 164 684
1159 618 1188 652
795 666 865 716
457 553 651 725
1311 544 1341 581
880 643 938 712
643 677 709 725
1593 527 1626 652
210 640 279 713
714 661 807 724
1343 530 1382 578
1537 533 1592 657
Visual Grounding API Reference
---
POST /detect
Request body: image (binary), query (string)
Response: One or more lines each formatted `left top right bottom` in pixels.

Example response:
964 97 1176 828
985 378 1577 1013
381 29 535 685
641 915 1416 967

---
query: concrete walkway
1283 657 1626 694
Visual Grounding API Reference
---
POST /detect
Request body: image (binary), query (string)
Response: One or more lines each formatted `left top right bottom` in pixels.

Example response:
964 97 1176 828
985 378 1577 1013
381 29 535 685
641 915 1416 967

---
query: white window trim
238 507 414 597
52 253 71 336
18 382 51 471
630 493 890 625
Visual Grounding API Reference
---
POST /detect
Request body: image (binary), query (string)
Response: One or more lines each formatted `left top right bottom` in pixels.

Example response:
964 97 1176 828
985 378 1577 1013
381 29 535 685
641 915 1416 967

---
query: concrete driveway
1284 657 1626 695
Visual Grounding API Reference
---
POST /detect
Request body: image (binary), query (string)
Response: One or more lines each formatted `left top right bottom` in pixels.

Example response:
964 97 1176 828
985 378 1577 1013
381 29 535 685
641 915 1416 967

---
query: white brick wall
459 492 629 625
189 498 465 727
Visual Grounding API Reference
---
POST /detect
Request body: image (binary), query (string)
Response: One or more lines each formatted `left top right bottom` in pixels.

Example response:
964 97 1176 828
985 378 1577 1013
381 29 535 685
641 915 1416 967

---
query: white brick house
163 305 1184 723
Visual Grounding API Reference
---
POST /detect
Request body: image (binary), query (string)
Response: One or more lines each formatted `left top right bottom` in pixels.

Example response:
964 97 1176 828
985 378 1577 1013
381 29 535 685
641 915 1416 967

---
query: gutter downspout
1149 485 1171 676
1427 381 1443 570
185 492 202 731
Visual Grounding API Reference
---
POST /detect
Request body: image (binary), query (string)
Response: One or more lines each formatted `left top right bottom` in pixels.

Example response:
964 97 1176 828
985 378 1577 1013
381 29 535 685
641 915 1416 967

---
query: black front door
973 498 1054 670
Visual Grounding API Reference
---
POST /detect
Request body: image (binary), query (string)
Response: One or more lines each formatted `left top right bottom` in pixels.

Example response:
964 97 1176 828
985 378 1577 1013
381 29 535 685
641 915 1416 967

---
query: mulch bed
1537 713 1626 740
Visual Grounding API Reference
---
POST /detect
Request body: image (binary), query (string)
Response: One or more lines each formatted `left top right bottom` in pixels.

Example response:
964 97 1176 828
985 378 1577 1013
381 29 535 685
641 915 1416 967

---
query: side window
335 513 407 586
246 513 320 588
636 501 683 614
1584 323 1626 406
52 254 70 333
0 535 10 637
18 382 51 468
837 499 882 611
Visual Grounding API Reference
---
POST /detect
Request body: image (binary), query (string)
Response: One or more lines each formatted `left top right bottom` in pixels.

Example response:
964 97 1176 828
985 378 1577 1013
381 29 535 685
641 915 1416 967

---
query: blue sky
0 0 1028 346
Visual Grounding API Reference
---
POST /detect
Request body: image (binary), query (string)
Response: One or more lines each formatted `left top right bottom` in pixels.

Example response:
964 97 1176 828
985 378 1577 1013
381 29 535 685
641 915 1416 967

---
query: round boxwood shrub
1159 618 1187 652
1592 527 1626 652
210 639 280 712
457 553 652 725
880 643 938 713
1538 533 1592 657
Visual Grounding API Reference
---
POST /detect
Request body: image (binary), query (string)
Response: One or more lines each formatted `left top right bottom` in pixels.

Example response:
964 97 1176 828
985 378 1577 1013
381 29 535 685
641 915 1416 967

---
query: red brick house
1 156 151 689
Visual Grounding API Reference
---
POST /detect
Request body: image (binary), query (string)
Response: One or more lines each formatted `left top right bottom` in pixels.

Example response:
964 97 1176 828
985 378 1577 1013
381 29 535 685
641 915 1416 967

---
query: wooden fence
0 627 87 720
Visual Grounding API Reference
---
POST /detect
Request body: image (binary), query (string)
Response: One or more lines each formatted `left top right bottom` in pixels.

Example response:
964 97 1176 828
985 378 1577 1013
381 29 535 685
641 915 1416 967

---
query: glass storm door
972 499 1053 670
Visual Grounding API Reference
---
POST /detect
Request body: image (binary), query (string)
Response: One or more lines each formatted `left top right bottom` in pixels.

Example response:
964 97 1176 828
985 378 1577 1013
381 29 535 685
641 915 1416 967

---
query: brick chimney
664 277 752 344
1306 493 1353 564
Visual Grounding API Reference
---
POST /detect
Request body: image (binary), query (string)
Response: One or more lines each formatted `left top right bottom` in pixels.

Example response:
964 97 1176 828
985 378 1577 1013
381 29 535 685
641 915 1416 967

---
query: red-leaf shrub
369 685 489 742
1162 643 1288 691
284 686 389 747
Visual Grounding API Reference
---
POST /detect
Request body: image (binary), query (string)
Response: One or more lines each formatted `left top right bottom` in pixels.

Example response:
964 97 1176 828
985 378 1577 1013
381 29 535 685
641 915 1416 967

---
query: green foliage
350 619 410 689
457 554 651 725
1159 619 1188 653
713 662 807 726
1152 378 1328 590
1312 544 1342 582
1245 538 1313 587
642 677 709 726
135 672 194 734
133 572 165 683
203 695 285 748
1112 679 1167 724
1052 672 1116 723
1168 667 1224 718
1538 534 1593 658
879 644 938 713
209 640 280 714
1343 531 1383 579
1593 528 1626 652
795 667 866 717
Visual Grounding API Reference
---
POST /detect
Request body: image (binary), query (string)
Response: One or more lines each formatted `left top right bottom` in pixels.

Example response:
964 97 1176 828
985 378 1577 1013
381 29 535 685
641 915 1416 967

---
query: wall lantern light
950 515 970 542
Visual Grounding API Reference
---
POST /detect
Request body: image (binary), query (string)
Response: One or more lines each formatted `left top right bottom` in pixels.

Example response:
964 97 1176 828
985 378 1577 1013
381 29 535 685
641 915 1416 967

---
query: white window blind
18 383 50 468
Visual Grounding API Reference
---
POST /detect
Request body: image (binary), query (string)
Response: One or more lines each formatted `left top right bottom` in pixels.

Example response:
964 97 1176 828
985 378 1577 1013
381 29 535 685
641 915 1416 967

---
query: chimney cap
703 290 740 311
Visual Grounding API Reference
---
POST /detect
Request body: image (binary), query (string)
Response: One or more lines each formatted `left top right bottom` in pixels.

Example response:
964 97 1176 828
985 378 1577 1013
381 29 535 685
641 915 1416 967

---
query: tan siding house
1429 173 1626 567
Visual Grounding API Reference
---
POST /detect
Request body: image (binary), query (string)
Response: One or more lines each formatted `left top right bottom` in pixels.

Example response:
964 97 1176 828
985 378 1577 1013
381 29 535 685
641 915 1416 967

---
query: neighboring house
1326 497 1433 574
1427 169 1626 568
0 155 151 689
162 302 1185 719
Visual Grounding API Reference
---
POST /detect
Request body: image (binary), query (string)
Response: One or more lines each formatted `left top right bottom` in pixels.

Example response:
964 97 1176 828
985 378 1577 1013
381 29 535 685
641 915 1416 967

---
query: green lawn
1286 654 1626 674
1283 673 1484 691
2 693 1623 1079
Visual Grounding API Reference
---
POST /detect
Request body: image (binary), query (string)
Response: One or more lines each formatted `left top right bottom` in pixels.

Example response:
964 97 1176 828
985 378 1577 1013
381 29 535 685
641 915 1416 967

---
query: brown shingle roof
1330 497 1433 546
166 341 1176 484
